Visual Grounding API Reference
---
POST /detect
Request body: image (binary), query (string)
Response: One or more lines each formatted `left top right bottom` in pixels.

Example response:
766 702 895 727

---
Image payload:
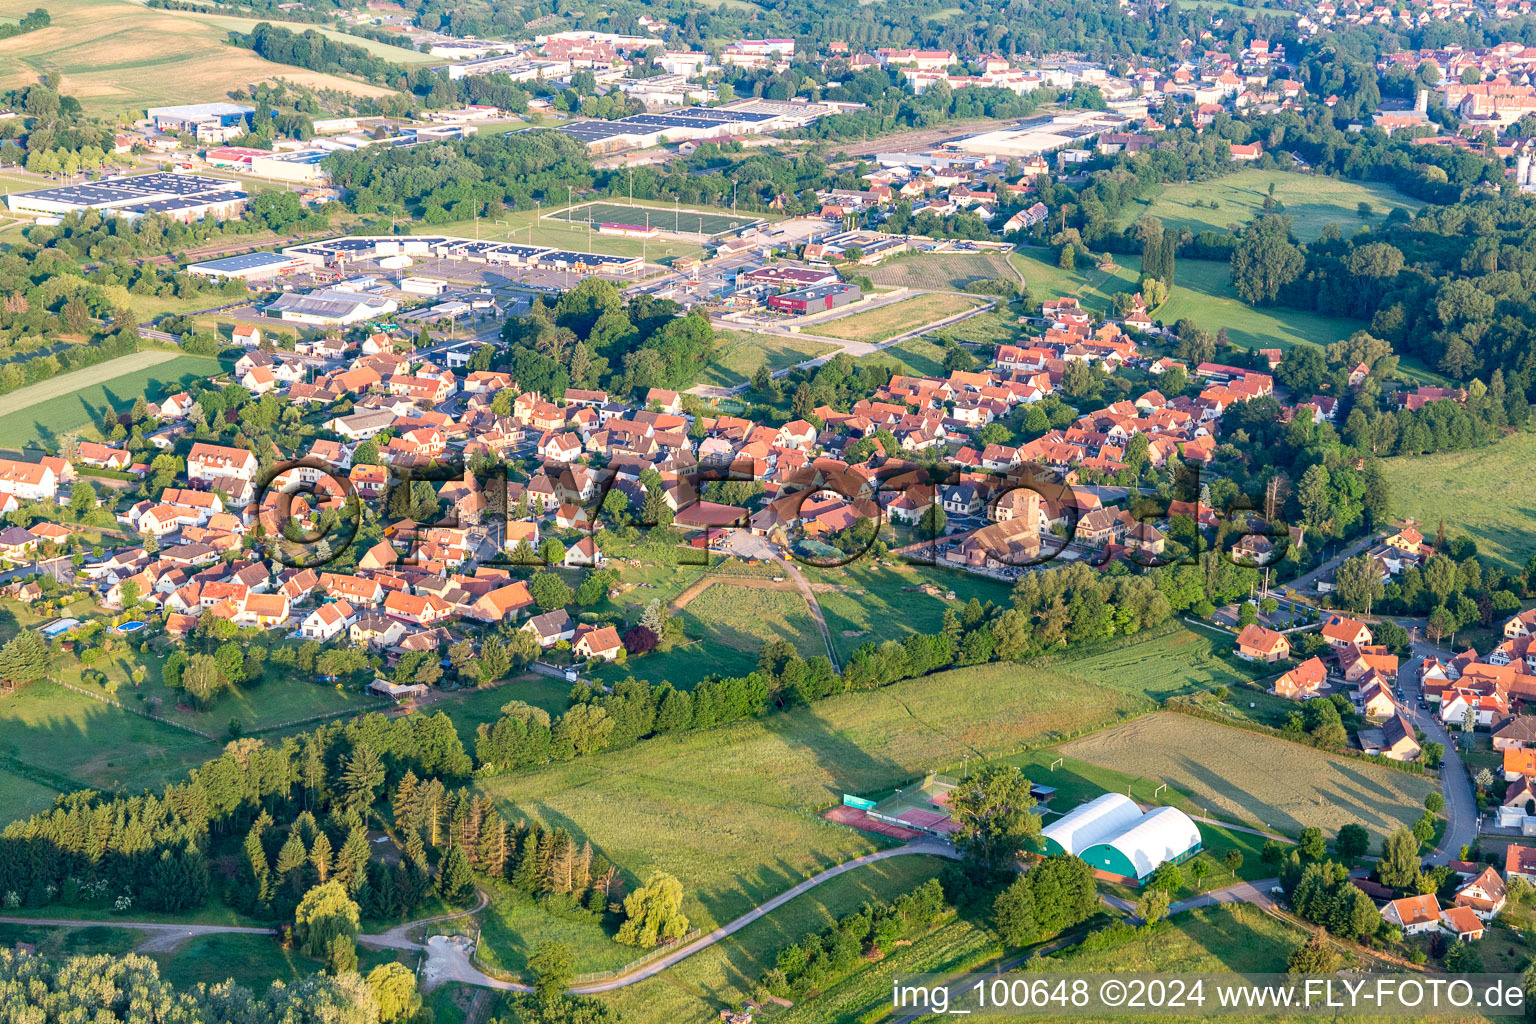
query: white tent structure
1041 792 1202 884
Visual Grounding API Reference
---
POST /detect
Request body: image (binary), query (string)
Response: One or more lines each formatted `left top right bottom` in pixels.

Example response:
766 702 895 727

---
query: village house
1235 624 1289 663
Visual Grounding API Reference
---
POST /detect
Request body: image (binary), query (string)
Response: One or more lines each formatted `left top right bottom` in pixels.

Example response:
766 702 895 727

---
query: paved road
1406 640 1477 866
0 915 275 953
1287 534 1380 599
417 839 960 995
1100 877 1280 920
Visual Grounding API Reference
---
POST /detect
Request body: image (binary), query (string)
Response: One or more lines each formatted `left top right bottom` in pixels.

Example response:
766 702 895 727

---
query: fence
51 677 216 740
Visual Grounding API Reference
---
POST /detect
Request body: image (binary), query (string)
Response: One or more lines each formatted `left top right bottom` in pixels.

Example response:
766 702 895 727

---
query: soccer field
548 201 763 236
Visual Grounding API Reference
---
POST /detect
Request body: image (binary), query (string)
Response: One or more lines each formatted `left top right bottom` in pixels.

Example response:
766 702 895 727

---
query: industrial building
550 99 850 153
1039 792 1201 884
266 287 398 326
145 102 255 142
737 265 840 291
187 251 310 282
5 173 248 222
282 235 645 276
945 110 1132 159
767 282 861 314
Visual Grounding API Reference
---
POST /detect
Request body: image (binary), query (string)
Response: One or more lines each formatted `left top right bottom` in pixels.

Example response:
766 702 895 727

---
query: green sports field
0 350 221 449
548 201 764 236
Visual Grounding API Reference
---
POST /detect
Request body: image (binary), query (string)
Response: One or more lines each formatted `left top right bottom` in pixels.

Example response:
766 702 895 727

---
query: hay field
0 0 400 115
1059 712 1435 839
0 351 220 449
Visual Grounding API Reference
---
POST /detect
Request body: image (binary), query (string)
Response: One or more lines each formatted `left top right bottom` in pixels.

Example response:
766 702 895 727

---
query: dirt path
0 916 276 954
414 839 960 995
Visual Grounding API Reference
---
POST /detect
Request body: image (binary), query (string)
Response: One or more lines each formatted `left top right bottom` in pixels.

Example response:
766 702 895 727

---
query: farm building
767 282 861 314
1039 792 1201 885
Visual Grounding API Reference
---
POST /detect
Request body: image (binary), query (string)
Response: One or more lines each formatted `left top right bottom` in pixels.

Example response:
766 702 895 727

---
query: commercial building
1039 793 1201 885
767 282 861 314
249 149 330 185
550 99 849 153
187 251 310 282
4 173 248 222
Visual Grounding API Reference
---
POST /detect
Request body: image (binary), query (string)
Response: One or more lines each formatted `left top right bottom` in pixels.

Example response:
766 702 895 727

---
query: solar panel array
283 235 642 272
11 172 246 215
554 105 779 144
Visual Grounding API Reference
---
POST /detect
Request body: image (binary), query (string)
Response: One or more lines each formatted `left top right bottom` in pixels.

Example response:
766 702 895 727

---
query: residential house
1381 894 1441 936
573 624 623 661
1235 624 1289 662
1275 656 1327 699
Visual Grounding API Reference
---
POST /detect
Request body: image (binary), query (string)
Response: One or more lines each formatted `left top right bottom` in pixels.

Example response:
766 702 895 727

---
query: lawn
0 350 222 449
473 660 1149 968
1379 429 1536 574
813 293 982 344
1113 169 1423 242
700 330 835 388
0 681 214 824
0 0 401 116
434 675 578 749
1058 711 1435 840
864 252 1017 292
605 854 959 1022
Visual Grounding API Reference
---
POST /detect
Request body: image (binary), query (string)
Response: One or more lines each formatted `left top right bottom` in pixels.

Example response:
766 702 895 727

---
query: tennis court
865 774 962 836
546 202 764 237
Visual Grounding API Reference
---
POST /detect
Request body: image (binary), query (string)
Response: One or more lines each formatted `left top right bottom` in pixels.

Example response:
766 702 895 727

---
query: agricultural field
1114 169 1422 242
864 251 1018 292
1380 429 1536 574
700 330 835 388
0 681 214 822
0 0 401 116
813 293 982 344
473 659 1150 967
1058 712 1435 839
606 855 963 1022
0 351 222 449
547 201 764 237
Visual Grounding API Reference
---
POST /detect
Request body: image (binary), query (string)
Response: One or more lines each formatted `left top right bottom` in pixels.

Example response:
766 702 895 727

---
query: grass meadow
548 201 763 236
1058 711 1435 840
0 681 213 820
0 351 222 449
472 659 1150 968
806 561 1013 664
813 293 981 343
701 330 835 388
864 252 1017 292
605 854 965 1022
1113 169 1422 242
852 335 952 376
1379 429 1536 574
